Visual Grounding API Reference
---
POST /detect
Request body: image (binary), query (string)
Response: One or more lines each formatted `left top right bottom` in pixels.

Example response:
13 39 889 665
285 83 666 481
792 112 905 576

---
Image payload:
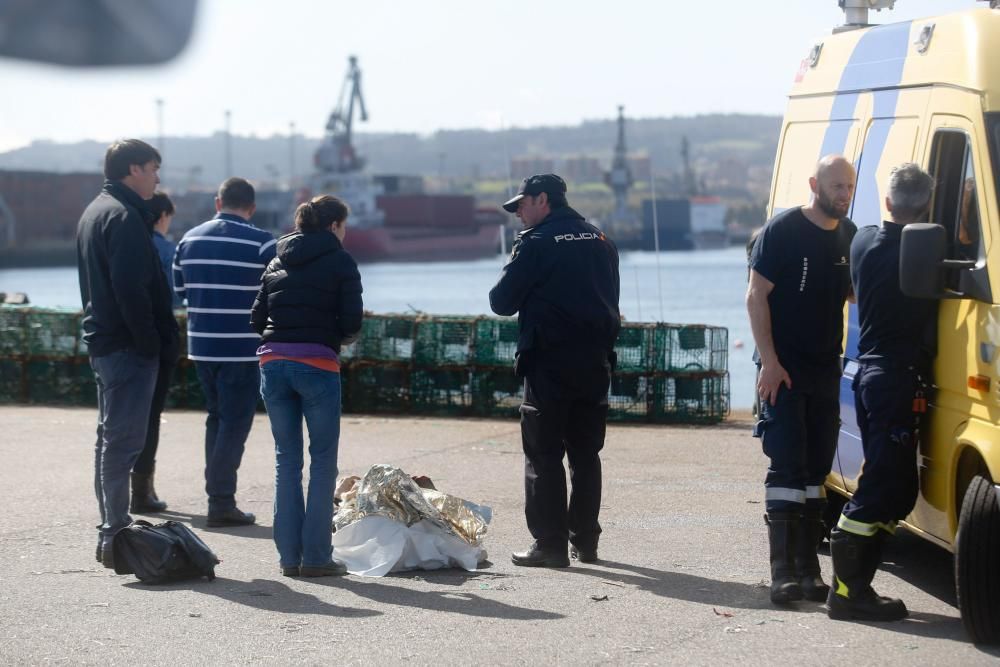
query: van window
928 130 983 288
852 118 918 226
988 112 1000 226
957 151 980 261
771 121 858 212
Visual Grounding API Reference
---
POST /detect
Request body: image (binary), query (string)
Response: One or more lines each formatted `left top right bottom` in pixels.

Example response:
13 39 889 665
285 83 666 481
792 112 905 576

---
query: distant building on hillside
627 154 652 183
709 158 749 190
511 156 554 180
564 156 604 183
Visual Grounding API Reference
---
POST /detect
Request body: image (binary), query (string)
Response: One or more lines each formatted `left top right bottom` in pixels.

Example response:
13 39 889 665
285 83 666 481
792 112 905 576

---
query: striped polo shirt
173 213 276 362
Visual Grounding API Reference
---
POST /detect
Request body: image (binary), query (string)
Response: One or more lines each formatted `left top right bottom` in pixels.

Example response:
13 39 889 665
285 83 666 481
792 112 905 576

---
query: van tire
956 474 1000 644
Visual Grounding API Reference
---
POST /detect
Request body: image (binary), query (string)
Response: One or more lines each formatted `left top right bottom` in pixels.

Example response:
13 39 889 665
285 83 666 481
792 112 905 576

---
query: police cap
501 174 568 213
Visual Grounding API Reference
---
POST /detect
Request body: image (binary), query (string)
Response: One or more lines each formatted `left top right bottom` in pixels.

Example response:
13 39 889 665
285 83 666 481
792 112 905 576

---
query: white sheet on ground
332 515 486 577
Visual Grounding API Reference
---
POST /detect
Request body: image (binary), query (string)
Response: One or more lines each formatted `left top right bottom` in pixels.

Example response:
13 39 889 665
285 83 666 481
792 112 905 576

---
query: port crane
315 55 369 174
605 105 633 224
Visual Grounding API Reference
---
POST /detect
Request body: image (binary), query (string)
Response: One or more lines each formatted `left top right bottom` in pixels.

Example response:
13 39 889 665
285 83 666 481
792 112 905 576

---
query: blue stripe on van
819 21 912 157
838 21 912 91
820 94 861 157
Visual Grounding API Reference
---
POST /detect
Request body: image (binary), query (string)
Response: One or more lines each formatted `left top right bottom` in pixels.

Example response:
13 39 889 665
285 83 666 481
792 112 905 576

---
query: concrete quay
0 406 996 665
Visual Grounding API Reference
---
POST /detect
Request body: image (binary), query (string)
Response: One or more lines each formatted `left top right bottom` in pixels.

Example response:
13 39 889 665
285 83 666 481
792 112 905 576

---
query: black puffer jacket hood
276 229 343 267
251 230 363 353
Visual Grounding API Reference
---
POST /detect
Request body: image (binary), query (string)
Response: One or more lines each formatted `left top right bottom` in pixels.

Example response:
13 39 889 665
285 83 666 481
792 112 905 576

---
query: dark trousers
840 364 920 534
133 357 176 475
519 349 611 551
90 348 158 547
195 361 260 513
756 374 840 512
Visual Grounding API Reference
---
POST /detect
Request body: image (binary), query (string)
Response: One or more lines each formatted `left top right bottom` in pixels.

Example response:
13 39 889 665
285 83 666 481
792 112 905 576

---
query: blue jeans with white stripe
755 379 840 513
260 360 341 569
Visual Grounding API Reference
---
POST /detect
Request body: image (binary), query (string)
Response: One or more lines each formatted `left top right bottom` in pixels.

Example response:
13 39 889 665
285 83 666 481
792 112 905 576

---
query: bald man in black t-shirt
747 155 857 605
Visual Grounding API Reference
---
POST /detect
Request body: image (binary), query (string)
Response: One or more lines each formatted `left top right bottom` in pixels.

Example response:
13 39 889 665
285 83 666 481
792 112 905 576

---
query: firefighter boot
827 527 907 621
130 467 168 513
766 512 803 604
796 506 831 601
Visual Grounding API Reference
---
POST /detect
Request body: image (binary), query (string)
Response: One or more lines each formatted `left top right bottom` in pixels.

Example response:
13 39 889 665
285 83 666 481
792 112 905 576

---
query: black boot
130 468 168 513
766 512 803 604
796 506 831 601
511 541 570 568
827 527 907 621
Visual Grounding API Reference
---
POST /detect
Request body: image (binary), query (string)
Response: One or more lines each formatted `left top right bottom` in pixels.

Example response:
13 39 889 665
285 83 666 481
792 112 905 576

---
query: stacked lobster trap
0 306 729 424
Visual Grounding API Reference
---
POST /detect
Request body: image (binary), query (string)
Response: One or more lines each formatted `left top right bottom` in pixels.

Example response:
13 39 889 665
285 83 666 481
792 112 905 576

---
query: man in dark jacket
77 139 179 569
489 174 621 568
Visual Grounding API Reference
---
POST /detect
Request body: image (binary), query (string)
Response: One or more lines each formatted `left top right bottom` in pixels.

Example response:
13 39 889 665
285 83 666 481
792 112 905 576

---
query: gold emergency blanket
333 464 490 546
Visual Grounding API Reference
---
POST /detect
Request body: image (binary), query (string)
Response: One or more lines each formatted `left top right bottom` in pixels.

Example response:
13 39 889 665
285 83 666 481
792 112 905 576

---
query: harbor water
0 247 755 408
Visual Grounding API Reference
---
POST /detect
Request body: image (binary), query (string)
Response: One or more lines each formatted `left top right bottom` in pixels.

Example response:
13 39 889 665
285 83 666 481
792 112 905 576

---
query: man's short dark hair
888 162 934 222
217 177 255 210
104 139 161 180
148 191 175 219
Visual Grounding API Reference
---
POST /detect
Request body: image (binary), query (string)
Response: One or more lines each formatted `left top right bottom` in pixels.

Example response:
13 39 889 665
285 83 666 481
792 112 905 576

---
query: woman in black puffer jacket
251 195 362 578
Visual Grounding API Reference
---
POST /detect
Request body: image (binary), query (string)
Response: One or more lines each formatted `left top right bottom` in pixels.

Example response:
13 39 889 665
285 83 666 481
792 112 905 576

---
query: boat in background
306 56 503 263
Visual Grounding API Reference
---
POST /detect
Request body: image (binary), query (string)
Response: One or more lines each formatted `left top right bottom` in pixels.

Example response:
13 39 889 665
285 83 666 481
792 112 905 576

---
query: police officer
489 174 620 568
828 163 937 621
746 155 857 604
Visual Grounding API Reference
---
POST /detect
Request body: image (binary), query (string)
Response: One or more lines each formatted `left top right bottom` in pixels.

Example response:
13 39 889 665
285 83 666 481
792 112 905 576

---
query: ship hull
344 224 500 263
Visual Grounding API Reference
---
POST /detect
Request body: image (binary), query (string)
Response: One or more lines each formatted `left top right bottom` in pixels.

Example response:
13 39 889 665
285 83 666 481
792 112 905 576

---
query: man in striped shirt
173 177 276 527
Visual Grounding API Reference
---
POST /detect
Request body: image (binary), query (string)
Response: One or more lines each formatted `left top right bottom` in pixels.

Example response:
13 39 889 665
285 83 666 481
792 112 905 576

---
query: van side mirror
900 223 975 299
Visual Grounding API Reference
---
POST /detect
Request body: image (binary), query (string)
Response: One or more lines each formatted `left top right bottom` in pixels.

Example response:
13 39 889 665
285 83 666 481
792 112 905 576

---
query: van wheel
956 474 1000 644
821 491 848 544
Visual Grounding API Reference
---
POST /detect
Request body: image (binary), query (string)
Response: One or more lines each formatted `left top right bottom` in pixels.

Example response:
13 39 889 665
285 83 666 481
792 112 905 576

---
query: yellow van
767 3 1000 643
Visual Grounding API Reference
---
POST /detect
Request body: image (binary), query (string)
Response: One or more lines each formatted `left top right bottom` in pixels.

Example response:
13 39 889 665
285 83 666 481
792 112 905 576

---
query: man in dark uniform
489 174 620 568
746 155 857 603
828 163 936 622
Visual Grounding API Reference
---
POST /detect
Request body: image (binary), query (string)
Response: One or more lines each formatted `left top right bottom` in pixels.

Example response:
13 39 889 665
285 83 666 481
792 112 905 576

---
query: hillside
0 114 779 197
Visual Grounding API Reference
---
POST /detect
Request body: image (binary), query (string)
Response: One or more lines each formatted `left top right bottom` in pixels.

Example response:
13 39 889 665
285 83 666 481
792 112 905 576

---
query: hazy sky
0 0 979 152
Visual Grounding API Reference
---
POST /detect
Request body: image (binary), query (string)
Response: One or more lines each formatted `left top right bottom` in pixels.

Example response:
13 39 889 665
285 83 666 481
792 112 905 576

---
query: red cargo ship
342 195 503 263
309 56 506 264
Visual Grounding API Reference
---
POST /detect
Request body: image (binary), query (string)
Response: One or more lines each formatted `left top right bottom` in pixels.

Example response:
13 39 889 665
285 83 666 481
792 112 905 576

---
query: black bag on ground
113 520 219 583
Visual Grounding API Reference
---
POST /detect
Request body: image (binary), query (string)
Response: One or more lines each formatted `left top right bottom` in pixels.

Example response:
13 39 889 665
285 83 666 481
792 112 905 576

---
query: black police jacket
489 205 620 355
251 229 363 353
76 180 179 359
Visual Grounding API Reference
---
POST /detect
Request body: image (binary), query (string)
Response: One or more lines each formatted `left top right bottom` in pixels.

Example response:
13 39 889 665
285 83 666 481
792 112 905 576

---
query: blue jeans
195 361 260 513
91 348 158 549
260 361 342 568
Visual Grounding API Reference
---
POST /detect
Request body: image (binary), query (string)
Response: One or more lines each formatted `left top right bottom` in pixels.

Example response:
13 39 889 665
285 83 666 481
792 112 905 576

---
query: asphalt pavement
1 406 997 665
